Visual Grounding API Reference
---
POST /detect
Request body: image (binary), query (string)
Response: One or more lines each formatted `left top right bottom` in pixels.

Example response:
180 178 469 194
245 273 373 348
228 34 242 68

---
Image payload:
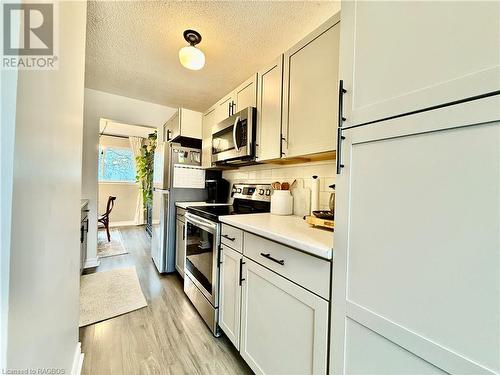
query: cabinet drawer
221 224 243 253
243 232 330 300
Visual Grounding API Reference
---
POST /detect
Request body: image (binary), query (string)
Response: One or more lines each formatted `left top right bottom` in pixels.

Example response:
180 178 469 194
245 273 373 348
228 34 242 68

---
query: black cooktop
187 200 270 221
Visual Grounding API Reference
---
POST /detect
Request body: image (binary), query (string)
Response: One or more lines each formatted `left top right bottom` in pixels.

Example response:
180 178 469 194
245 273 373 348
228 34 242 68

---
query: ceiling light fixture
179 29 205 71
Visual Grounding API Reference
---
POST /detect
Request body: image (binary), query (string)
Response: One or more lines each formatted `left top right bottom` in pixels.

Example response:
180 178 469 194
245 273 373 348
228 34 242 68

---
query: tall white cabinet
332 2 500 375
339 1 500 127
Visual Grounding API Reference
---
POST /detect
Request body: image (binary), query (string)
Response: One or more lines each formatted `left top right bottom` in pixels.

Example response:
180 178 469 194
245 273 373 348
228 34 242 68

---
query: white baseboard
108 220 139 227
83 257 100 269
71 342 84 375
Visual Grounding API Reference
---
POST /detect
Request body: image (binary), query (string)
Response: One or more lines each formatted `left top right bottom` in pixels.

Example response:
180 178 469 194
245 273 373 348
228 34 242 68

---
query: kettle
329 184 335 212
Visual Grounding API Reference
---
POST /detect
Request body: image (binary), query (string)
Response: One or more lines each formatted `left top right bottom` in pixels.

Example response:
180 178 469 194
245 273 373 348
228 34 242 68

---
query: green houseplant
135 131 157 210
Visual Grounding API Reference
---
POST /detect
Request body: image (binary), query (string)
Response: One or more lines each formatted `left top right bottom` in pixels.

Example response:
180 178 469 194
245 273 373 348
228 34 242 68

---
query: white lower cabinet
219 244 242 350
240 258 329 375
175 218 185 278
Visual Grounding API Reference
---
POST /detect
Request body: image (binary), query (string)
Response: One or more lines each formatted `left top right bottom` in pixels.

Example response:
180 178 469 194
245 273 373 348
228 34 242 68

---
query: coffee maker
206 179 229 203
205 170 229 203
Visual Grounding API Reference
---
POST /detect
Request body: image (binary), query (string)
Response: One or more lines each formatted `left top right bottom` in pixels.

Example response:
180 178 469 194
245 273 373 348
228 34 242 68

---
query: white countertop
219 213 333 260
175 201 230 209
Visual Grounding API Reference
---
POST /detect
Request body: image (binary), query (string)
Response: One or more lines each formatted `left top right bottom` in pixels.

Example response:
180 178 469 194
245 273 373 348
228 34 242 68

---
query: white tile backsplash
223 160 336 212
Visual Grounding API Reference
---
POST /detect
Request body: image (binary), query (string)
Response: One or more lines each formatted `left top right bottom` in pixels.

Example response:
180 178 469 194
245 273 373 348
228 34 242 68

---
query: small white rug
79 267 147 327
98 228 128 258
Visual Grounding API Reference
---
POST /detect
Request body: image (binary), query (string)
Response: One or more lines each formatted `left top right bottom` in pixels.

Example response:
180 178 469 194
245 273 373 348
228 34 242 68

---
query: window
98 147 136 182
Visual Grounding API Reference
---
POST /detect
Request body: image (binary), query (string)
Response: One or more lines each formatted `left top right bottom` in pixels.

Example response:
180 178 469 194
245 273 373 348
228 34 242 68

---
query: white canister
271 190 293 215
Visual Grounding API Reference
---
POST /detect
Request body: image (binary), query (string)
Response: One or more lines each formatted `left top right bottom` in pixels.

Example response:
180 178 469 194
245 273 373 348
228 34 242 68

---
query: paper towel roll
311 175 319 213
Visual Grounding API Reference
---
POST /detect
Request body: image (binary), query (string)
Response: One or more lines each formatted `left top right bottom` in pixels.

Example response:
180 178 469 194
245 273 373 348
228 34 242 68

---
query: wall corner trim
71 342 84 375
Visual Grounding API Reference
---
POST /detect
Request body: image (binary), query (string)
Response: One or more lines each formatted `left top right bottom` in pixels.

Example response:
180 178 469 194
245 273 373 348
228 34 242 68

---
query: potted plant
135 131 157 226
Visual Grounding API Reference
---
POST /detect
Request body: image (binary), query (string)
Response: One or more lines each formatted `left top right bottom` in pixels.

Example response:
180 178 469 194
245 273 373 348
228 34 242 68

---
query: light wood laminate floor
80 226 252 375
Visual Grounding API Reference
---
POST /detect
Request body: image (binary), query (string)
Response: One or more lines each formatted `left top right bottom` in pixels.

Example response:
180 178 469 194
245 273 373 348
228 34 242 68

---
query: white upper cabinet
234 74 258 112
282 14 340 158
256 56 283 162
340 1 500 127
165 108 203 141
214 94 234 125
201 106 216 168
214 74 258 126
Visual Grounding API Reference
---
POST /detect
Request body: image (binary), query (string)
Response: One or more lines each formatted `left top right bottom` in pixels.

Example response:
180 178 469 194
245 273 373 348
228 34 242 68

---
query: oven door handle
233 116 241 152
185 212 217 233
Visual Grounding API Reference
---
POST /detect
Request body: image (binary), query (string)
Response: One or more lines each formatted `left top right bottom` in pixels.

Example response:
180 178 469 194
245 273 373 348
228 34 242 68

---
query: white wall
99 183 139 225
0 51 18 373
222 160 336 211
82 89 176 266
2 2 87 372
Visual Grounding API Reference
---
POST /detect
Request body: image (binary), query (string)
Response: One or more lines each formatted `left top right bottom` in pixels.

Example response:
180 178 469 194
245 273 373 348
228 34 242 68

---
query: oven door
211 107 255 164
184 213 220 307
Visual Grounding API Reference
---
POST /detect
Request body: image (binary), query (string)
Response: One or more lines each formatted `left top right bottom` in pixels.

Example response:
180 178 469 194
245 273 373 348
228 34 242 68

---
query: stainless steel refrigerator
151 142 206 273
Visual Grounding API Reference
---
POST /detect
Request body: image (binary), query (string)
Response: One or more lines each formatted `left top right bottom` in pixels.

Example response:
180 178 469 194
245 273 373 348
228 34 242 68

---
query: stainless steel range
183 183 272 336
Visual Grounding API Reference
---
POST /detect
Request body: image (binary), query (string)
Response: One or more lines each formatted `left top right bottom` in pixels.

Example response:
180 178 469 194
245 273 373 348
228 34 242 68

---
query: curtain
129 136 145 225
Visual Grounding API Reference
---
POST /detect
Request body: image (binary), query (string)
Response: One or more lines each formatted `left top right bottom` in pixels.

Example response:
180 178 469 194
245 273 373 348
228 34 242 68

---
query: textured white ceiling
85 1 340 112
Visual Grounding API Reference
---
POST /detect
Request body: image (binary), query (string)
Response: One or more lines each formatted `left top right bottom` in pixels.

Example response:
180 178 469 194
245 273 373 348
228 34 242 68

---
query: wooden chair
98 196 116 242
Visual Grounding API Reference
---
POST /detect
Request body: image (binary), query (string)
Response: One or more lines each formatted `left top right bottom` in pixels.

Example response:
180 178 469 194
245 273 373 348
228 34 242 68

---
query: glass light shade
179 45 205 70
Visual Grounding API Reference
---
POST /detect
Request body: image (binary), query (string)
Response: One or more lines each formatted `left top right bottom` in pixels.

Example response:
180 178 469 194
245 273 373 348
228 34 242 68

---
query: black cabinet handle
182 224 185 241
80 225 84 243
231 101 236 116
336 80 347 175
218 245 223 266
260 253 285 265
222 234 235 241
228 102 232 117
239 258 245 285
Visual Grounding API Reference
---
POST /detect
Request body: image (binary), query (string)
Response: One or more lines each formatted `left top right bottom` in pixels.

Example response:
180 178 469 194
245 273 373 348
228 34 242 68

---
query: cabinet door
179 108 202 139
215 94 234 125
282 14 340 158
163 119 173 142
340 1 500 127
234 74 257 112
175 219 185 278
170 111 181 140
202 106 216 168
240 258 329 375
332 97 500 374
256 56 283 162
219 244 242 350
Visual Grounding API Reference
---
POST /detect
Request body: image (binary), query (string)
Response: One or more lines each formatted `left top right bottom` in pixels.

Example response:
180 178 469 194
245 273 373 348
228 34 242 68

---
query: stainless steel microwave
211 107 256 165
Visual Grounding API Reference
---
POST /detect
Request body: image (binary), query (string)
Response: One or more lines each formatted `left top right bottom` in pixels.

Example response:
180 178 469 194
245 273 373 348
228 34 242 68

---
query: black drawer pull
222 234 236 241
260 253 285 265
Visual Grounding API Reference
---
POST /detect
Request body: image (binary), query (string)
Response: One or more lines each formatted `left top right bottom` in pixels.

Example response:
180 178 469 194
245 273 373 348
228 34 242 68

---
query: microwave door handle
233 116 241 152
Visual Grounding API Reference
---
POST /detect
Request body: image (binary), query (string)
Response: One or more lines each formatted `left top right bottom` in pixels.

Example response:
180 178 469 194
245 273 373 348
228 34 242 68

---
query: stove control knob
265 189 271 196
259 189 264 195
237 188 242 193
